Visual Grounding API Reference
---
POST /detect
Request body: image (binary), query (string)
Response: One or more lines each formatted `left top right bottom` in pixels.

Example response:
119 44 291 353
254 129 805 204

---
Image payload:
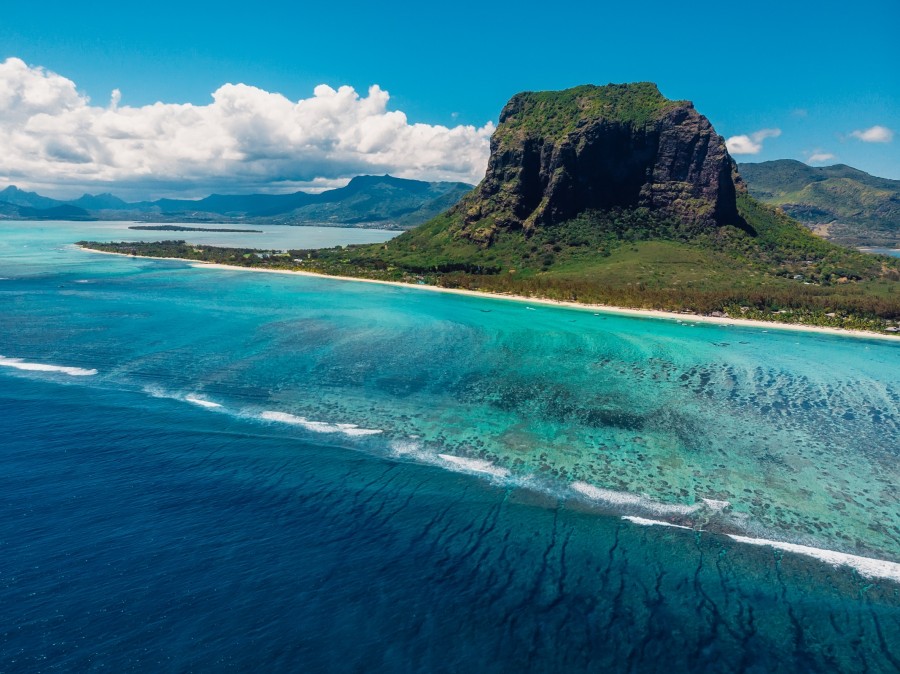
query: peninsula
81 83 900 334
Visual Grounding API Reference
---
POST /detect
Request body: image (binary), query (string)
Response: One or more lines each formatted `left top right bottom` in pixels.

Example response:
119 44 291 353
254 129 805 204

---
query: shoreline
77 246 900 341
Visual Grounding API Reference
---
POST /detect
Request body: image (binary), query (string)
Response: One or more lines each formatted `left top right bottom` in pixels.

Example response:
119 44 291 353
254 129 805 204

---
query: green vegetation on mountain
82 84 900 333
739 160 900 247
495 83 685 141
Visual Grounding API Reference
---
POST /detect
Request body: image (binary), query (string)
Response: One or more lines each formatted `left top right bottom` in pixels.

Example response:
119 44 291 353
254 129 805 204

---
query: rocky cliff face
456 83 744 243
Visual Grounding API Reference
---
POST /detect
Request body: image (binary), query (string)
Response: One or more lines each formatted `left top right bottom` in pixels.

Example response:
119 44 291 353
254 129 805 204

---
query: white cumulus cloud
725 128 782 155
0 57 494 198
807 151 836 163
849 125 894 143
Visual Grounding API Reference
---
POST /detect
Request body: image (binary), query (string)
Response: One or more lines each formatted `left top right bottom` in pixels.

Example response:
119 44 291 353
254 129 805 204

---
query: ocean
1 221 898 672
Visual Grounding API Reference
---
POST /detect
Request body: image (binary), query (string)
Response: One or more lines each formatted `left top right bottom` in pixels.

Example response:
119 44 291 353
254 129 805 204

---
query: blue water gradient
861 248 900 258
1 222 899 671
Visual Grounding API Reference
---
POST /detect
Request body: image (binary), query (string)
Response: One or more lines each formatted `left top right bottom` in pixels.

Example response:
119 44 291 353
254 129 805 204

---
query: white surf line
260 410 383 437
571 481 700 516
437 453 510 478
621 516 694 530
0 355 97 376
184 395 223 409
701 498 731 512
623 518 900 584
728 534 900 583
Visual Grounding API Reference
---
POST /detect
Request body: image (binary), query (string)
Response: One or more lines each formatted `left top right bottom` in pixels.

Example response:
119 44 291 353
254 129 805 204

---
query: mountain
79 83 900 330
14 204 95 220
305 84 897 328
454 83 742 243
739 160 900 247
0 176 473 229
0 185 64 210
273 175 474 226
0 198 95 221
142 175 472 225
69 193 131 210
144 191 317 216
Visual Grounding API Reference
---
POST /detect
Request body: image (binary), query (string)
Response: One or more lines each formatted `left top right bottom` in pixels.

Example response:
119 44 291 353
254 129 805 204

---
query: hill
82 84 900 332
0 176 472 229
739 160 900 247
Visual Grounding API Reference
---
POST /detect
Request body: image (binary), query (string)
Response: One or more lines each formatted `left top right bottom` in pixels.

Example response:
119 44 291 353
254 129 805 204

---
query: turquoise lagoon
1 221 898 671
863 247 900 258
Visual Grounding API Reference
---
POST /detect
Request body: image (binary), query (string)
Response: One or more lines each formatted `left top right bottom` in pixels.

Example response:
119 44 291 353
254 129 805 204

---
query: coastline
77 246 900 341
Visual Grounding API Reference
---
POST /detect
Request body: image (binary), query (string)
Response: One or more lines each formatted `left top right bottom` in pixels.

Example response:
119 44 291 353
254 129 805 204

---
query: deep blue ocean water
1 222 899 672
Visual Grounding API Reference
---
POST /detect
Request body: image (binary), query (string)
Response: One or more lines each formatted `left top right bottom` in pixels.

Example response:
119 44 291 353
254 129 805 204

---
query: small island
128 225 263 233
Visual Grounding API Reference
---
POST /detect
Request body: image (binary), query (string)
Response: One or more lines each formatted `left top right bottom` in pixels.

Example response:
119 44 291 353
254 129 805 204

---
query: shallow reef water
1 221 898 672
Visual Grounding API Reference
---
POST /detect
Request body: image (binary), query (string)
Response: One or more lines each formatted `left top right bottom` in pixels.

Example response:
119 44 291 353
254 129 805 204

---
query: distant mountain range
0 175 473 230
739 160 900 247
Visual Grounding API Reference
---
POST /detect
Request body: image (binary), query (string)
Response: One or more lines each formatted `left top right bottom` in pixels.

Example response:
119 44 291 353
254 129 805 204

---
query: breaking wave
621 516 693 530
0 355 97 376
260 411 383 437
437 454 510 478
571 481 700 516
728 534 900 583
184 395 223 409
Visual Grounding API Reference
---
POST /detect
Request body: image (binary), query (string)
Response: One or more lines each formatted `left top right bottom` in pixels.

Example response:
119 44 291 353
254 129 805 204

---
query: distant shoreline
77 245 900 341
858 246 900 256
128 225 263 233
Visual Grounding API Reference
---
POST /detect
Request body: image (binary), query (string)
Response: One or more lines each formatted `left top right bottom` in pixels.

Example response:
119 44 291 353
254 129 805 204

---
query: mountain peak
451 82 741 243
345 174 429 189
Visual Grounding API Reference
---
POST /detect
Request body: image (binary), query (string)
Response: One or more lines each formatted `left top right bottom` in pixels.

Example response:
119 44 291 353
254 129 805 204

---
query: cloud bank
0 57 494 198
849 125 894 143
725 128 782 155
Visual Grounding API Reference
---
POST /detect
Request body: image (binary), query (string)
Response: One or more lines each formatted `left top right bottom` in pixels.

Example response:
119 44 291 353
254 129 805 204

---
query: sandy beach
78 246 900 341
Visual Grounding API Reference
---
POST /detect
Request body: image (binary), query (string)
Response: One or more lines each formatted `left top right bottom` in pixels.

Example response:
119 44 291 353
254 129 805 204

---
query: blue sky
0 0 897 197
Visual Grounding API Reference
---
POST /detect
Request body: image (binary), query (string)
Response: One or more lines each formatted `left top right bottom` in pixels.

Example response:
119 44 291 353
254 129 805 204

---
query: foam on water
571 481 700 516
260 411 383 437
0 355 97 377
184 395 223 409
143 386 223 410
728 534 900 583
621 516 694 530
701 498 731 511
389 438 422 456
437 453 510 478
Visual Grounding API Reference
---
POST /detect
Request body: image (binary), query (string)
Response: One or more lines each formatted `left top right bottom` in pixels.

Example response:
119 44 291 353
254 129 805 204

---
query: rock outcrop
456 83 744 243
